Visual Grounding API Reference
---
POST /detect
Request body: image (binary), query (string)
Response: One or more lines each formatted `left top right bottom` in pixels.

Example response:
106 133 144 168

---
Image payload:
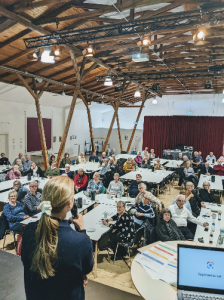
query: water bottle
218 212 221 221
211 222 215 232
209 233 213 244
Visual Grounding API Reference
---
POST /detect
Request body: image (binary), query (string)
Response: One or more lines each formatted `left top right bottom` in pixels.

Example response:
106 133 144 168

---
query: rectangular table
60 162 101 174
116 154 136 160
0 177 49 193
194 203 224 246
120 170 174 197
198 174 224 203
0 165 12 174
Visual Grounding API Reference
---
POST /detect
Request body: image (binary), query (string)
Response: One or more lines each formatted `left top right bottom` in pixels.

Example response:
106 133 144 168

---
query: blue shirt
198 155 203 163
128 180 145 197
191 156 201 163
61 170 74 179
23 160 32 172
109 151 115 156
206 155 216 162
88 155 99 162
131 151 137 155
172 198 192 214
133 202 155 226
87 179 103 193
99 164 110 175
3 202 25 229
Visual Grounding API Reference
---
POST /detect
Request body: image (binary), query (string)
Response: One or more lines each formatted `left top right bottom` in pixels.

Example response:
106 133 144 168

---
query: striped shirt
23 192 42 216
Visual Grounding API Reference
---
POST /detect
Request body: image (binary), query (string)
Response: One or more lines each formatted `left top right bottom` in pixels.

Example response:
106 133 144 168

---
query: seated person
0 152 10 165
23 155 32 173
172 195 192 213
199 181 216 203
23 181 42 216
154 159 163 170
198 151 203 163
206 152 216 163
108 158 117 172
102 201 134 260
13 180 29 204
49 155 56 166
176 153 183 161
99 152 109 165
15 158 23 173
60 153 72 168
5 165 21 181
178 156 192 186
76 152 86 164
168 194 209 240
111 154 117 165
89 152 99 162
123 158 133 173
87 172 103 194
106 149 110 157
185 182 203 219
149 149 155 159
74 168 88 193
107 173 124 197
199 161 213 177
12 153 24 165
134 152 142 167
133 194 155 229
3 191 30 233
141 147 149 158
191 151 201 171
141 156 151 169
164 150 173 160
44 162 60 178
61 164 74 179
132 160 138 171
218 152 224 163
213 159 224 176
131 147 137 155
109 148 115 156
99 159 110 176
135 183 162 210
23 162 45 177
156 208 185 242
183 161 198 186
128 173 145 198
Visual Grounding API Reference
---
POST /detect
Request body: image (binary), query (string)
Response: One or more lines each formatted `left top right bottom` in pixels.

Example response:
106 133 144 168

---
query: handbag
16 225 25 256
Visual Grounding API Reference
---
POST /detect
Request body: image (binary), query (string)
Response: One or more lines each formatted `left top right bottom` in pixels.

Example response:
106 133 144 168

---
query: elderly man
141 156 151 169
191 151 201 171
199 161 213 177
164 150 173 160
168 195 209 240
128 173 146 198
176 153 183 161
99 152 109 165
206 152 216 163
89 151 99 162
154 158 163 170
23 181 42 216
149 149 155 159
109 148 115 156
131 147 137 155
13 153 24 165
133 193 155 229
23 155 32 173
141 147 149 158
0 153 10 165
213 159 224 176
76 152 86 164
13 180 29 204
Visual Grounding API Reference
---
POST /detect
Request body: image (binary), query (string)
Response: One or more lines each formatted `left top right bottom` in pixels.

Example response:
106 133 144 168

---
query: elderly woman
141 156 151 169
102 201 135 260
183 161 198 186
123 158 133 173
13 180 29 204
176 153 183 161
156 208 186 241
109 158 117 172
87 172 103 194
135 183 162 211
185 181 203 215
149 149 155 159
76 152 86 164
61 164 74 179
23 162 45 177
44 162 60 178
5 165 21 181
106 148 111 157
99 159 110 176
134 152 142 167
131 147 137 155
154 159 163 170
3 190 30 233
23 181 42 216
107 173 124 197
111 154 117 165
74 168 88 193
199 181 216 203
15 159 23 173
133 193 155 229
60 153 72 168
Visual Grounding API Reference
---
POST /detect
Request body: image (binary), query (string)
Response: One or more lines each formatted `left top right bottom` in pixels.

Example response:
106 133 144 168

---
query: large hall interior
1 1 224 300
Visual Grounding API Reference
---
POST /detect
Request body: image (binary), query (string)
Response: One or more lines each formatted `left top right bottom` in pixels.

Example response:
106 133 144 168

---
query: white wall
0 100 64 162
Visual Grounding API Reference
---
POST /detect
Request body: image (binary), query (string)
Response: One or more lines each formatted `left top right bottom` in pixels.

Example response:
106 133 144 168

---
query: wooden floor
0 179 181 296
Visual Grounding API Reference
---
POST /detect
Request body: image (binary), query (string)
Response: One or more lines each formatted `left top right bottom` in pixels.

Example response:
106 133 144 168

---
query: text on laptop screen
178 247 224 290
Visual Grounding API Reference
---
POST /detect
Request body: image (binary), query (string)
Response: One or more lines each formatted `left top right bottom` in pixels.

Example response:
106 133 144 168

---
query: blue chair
71 159 76 165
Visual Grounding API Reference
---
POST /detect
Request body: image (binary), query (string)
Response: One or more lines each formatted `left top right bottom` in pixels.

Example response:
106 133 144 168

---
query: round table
131 241 197 300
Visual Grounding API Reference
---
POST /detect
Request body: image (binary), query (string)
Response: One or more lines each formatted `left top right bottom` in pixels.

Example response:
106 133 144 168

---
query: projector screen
27 118 52 152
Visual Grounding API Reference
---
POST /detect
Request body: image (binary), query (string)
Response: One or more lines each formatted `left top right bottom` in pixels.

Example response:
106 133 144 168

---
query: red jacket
213 165 224 176
74 174 88 189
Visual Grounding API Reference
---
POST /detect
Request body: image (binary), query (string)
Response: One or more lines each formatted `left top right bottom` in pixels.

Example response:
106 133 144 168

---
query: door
0 134 8 157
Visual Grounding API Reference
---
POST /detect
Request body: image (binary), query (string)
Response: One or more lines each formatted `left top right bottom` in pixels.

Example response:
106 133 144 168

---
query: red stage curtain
143 116 224 160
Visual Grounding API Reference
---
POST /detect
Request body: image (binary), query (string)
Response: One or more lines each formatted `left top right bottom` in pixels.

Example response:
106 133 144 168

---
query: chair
2 229 17 252
71 159 76 165
113 227 144 268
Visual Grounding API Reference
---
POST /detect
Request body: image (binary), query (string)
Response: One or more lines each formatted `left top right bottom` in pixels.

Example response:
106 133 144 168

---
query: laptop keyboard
182 294 224 300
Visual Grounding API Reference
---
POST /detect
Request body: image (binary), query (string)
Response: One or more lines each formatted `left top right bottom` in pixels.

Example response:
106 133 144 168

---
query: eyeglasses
30 185 37 188
13 184 20 186
177 200 185 203
117 206 123 208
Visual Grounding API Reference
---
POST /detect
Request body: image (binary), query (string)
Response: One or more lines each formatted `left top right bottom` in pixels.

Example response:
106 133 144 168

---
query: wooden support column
16 74 49 170
111 100 123 152
57 49 81 167
102 101 120 154
78 90 96 153
126 91 146 153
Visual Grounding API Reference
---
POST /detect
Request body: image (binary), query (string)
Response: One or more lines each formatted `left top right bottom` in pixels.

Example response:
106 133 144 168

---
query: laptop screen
178 245 224 294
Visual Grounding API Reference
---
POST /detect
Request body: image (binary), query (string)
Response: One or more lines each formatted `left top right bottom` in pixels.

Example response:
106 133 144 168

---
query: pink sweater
5 170 21 181
135 156 142 164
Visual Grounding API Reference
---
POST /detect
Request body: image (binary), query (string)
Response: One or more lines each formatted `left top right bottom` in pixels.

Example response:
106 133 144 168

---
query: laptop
177 244 224 300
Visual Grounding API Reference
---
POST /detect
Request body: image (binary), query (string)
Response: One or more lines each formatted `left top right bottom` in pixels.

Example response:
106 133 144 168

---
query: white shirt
141 151 149 158
206 155 216 162
168 203 203 227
